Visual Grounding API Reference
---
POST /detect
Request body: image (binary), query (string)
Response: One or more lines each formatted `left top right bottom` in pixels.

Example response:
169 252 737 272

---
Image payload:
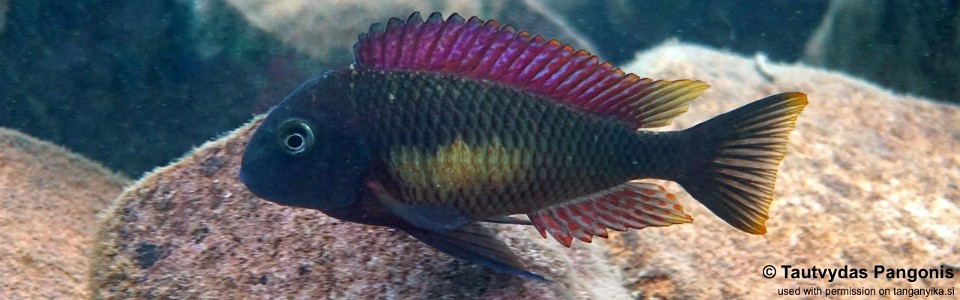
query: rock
804 0 960 103
89 119 629 299
225 0 481 63
88 41 959 298
605 43 960 298
226 0 597 63
478 0 598 56
0 128 128 299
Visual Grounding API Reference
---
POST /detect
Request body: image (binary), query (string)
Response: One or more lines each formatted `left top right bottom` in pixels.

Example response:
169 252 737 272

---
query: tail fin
679 92 807 234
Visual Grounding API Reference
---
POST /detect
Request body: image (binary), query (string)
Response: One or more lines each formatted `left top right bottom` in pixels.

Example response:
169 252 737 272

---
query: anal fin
528 181 693 247
401 223 548 281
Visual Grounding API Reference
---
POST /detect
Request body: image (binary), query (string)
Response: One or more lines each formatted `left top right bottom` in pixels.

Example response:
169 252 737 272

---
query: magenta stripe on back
398 14 423 67
352 12 690 129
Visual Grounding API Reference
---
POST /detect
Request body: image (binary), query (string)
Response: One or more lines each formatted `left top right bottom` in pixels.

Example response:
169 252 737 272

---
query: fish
238 12 808 281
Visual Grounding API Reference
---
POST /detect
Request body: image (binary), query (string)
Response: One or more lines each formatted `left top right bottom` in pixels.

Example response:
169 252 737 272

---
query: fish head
239 74 371 211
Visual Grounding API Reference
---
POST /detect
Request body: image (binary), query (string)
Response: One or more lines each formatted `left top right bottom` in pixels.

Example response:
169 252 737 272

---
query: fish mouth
237 160 317 209
238 168 254 190
237 167 266 198
237 136 277 201
237 170 287 205
237 154 276 201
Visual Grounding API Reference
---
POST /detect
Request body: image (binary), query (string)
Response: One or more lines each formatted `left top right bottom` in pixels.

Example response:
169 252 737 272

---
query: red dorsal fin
354 12 709 129
528 182 693 247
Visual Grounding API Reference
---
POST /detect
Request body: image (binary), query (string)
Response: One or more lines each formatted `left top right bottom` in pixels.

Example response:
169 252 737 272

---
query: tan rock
88 42 959 298
89 120 629 299
606 43 960 299
224 0 474 63
225 0 596 64
0 128 128 299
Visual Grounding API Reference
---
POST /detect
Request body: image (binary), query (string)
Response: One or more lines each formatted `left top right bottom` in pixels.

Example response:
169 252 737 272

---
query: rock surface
606 43 960 299
226 0 598 63
226 0 474 63
0 128 128 299
804 0 960 103
88 42 959 298
89 120 629 299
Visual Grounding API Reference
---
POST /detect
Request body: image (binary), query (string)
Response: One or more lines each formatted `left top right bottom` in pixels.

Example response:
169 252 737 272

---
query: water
1 1 955 176
1 1 958 299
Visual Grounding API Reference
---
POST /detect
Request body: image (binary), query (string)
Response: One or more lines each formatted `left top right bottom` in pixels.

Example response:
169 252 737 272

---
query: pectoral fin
401 223 548 281
366 180 470 232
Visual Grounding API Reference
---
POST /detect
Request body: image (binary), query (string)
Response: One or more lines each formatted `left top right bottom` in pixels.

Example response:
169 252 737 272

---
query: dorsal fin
354 12 709 129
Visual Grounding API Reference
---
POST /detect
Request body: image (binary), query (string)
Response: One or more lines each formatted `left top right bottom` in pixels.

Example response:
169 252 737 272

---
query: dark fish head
239 74 371 211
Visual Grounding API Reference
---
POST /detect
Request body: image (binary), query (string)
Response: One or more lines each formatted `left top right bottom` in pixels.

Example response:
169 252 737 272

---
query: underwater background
2 0 956 177
1 1 958 299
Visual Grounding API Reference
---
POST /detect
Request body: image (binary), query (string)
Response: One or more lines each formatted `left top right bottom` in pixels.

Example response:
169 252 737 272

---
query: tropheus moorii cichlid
239 12 808 280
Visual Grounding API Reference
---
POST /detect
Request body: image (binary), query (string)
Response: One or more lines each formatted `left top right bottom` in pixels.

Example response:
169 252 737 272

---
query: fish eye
278 119 314 155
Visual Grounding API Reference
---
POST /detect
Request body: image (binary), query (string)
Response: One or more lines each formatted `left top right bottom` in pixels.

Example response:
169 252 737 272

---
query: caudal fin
679 92 807 234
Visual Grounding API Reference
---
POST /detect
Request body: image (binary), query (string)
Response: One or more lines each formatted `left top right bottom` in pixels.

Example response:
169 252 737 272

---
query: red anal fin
528 182 693 247
353 12 710 129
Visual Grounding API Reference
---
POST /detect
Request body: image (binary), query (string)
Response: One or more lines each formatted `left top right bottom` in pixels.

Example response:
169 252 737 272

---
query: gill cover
239 75 372 211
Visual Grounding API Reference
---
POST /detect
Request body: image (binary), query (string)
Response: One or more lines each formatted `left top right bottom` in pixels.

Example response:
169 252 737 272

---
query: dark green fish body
334 68 679 218
239 12 808 280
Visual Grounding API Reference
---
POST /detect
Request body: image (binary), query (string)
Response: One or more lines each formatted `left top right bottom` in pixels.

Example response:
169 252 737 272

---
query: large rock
0 128 128 299
88 42 959 298
89 119 629 299
606 43 960 298
226 0 596 63
225 0 478 63
804 0 960 103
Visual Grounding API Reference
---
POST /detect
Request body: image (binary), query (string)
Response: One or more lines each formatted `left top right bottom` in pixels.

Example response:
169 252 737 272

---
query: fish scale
239 12 807 280
340 68 646 217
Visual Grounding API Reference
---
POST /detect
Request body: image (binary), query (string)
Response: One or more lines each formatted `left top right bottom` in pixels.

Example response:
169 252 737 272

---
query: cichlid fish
239 12 808 281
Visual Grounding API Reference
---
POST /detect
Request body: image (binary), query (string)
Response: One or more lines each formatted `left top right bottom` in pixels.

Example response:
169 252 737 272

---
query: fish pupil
279 119 314 155
285 134 304 150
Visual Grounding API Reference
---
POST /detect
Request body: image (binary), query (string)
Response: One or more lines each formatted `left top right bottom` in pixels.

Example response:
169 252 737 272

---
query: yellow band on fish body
389 136 530 203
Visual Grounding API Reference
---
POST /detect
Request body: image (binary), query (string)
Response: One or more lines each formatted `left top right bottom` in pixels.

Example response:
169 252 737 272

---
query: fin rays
680 92 808 234
402 224 548 281
528 182 692 247
354 12 709 129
